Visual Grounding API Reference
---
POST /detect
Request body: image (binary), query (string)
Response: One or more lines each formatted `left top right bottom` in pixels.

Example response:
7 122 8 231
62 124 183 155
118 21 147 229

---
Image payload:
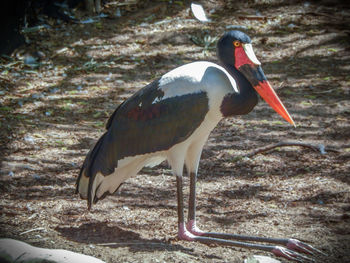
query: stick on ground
246 141 340 157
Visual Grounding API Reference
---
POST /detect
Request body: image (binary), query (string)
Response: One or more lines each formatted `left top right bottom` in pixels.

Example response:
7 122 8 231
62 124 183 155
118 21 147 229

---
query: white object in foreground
0 238 105 263
244 255 282 263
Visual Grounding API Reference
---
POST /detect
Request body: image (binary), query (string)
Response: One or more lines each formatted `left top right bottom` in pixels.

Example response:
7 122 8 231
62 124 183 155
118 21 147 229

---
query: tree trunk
85 0 95 14
95 0 101 14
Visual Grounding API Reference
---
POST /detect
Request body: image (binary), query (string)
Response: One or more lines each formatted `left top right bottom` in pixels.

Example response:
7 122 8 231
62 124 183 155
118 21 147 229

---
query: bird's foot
272 246 314 262
186 219 205 236
286 238 327 256
178 223 196 241
179 222 324 262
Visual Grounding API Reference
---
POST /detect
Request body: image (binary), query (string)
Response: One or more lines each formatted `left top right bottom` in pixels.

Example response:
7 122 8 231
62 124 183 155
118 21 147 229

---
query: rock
244 255 282 263
24 135 35 144
0 238 105 263
24 55 37 66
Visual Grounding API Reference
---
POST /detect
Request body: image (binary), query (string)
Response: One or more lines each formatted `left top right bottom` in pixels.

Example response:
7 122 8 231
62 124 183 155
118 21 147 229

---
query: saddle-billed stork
77 31 322 261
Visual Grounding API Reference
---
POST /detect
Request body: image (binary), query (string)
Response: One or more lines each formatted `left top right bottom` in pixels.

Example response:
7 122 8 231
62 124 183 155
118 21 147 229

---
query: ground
0 1 350 262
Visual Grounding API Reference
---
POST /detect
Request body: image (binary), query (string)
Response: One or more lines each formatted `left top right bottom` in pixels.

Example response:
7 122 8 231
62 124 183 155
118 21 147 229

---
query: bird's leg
176 175 196 241
186 172 204 236
182 172 321 262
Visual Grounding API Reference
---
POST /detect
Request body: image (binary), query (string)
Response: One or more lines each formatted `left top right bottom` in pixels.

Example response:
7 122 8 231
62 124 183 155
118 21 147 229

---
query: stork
76 31 321 261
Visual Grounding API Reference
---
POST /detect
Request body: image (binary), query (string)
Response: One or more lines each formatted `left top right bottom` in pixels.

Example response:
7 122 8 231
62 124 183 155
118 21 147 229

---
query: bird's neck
220 64 258 117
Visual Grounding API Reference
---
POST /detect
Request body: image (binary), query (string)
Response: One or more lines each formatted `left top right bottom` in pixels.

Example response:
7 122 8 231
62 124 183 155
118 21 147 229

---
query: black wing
77 79 209 205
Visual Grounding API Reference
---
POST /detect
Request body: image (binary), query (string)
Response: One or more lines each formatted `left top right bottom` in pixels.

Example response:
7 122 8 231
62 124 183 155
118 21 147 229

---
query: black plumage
77 79 209 207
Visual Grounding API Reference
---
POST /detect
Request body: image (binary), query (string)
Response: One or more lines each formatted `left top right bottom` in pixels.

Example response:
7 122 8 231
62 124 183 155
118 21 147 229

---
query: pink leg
186 219 204 236
176 172 324 262
186 172 204 236
178 222 196 241
176 176 196 241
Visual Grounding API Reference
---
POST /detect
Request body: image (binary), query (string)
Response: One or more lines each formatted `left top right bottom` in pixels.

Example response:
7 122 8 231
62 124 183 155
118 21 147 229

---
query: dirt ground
1 1 350 262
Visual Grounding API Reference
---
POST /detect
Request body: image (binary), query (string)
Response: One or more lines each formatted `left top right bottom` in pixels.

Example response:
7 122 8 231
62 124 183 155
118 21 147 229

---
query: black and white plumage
76 31 322 261
78 61 235 205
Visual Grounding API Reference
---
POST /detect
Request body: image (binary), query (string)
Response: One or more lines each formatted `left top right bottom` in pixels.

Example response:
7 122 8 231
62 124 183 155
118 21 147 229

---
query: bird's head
217 30 295 126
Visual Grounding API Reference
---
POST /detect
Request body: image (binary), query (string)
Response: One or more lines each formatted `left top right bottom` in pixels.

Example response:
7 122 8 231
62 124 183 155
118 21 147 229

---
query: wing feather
77 78 209 207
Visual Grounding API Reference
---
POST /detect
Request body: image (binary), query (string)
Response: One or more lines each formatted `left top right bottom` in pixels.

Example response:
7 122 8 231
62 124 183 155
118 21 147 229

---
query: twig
106 0 138 7
19 227 46 235
312 88 338 94
291 12 349 22
96 242 168 246
246 141 340 157
129 3 166 19
238 15 268 21
0 75 11 81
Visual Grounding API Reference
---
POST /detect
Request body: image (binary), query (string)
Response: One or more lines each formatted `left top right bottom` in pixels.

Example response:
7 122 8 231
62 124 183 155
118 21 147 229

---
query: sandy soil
1 1 350 262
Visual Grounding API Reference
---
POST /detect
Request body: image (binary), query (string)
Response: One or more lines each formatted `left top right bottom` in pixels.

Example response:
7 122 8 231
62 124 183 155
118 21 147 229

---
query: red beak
238 64 295 126
253 80 295 126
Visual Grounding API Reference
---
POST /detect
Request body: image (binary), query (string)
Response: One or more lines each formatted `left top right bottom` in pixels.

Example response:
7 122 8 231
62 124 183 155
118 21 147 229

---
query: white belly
95 111 221 199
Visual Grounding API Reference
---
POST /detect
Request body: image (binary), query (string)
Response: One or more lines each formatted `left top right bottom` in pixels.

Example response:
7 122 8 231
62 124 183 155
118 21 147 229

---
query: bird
76 30 322 261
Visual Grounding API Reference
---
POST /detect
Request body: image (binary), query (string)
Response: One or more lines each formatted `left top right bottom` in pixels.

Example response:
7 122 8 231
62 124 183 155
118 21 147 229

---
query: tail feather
75 160 86 194
76 132 109 210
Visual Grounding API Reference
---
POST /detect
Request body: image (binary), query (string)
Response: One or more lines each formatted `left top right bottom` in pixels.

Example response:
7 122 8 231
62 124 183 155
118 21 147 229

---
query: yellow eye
233 41 241 47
